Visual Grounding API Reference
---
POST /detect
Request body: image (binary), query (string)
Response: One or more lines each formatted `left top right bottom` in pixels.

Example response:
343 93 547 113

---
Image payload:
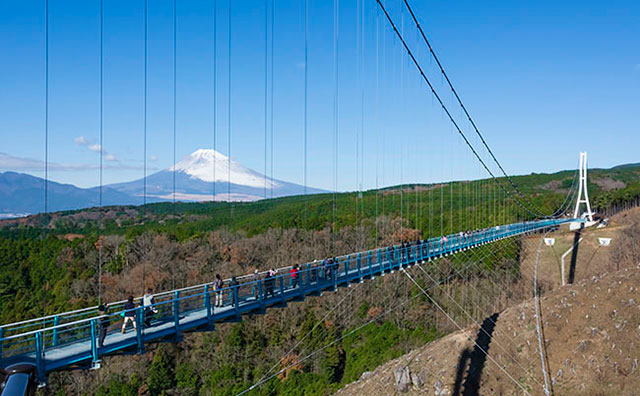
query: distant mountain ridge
0 149 329 217
107 149 327 202
0 171 143 216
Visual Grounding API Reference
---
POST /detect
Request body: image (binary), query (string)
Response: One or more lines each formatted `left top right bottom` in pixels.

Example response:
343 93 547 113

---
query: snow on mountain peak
170 149 278 188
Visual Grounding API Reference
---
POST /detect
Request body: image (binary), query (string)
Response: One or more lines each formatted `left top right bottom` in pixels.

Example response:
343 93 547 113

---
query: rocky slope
334 263 640 396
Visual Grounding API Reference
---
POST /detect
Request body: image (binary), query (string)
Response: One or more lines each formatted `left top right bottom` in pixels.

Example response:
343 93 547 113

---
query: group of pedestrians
95 288 158 348
96 261 337 348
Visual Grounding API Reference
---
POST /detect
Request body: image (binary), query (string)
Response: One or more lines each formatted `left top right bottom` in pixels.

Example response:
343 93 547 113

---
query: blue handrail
0 218 578 378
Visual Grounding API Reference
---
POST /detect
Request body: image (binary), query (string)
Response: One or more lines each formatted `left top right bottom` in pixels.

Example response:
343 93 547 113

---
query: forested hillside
0 163 639 396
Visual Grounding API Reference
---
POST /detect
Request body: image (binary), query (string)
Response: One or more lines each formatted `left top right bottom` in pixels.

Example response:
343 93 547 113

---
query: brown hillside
334 263 640 396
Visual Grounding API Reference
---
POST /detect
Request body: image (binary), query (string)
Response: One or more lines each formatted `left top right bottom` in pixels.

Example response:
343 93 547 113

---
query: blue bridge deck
0 219 576 378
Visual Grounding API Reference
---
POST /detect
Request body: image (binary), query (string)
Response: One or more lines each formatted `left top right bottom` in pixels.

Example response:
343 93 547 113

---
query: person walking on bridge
121 296 137 334
264 268 276 299
97 304 110 348
142 288 157 328
252 269 261 298
214 274 224 308
290 264 299 288
229 276 239 307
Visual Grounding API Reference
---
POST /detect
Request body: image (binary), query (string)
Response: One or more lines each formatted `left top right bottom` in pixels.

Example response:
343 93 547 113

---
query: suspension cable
213 0 217 201
534 232 553 396
402 0 551 218
375 0 546 220
43 0 49 319
227 0 232 222
97 0 104 305
143 0 148 293
402 267 534 396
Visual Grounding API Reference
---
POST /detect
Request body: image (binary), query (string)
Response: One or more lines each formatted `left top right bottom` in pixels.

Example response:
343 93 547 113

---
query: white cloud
74 136 89 146
150 155 158 161
74 136 117 161
0 152 150 173
0 152 88 172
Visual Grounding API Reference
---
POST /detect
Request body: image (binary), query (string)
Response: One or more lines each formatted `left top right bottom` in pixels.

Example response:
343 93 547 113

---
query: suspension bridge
0 0 602 394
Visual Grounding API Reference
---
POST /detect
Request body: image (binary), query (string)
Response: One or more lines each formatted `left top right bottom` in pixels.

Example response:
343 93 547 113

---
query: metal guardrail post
368 251 373 278
90 319 98 362
233 286 239 317
344 256 350 284
35 332 44 380
357 253 362 281
377 249 382 275
203 285 208 308
393 246 398 269
136 307 145 354
279 277 286 304
173 291 180 337
204 285 212 326
52 315 59 347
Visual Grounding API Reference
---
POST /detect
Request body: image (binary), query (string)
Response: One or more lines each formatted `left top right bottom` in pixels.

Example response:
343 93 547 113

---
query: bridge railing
0 219 575 366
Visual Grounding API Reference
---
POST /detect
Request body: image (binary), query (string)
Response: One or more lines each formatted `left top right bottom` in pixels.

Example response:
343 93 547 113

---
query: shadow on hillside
452 312 500 396
568 229 581 284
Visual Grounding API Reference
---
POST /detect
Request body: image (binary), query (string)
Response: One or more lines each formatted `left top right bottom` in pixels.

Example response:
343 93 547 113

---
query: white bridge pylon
571 151 595 230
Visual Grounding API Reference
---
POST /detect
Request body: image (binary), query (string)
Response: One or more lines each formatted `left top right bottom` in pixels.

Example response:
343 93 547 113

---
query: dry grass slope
334 209 640 396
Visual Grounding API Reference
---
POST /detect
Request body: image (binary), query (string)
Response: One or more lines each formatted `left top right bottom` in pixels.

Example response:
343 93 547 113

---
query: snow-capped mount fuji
108 149 328 202
170 149 276 189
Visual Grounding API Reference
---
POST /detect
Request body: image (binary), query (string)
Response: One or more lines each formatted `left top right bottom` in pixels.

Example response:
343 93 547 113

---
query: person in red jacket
290 264 299 288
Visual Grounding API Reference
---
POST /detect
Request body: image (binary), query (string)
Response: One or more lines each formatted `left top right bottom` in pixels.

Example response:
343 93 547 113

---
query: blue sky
1 0 638 190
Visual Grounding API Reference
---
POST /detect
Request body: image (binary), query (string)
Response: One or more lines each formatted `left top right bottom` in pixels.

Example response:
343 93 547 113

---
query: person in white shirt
142 288 157 327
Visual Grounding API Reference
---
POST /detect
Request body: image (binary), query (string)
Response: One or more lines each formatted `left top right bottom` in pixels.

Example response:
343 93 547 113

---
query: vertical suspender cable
172 0 177 211
227 0 232 224
270 0 274 200
304 0 308 229
213 0 217 201
143 0 148 292
263 0 268 200
374 8 379 245
355 0 360 239
172 0 177 289
98 0 104 304
43 0 49 318
360 0 365 244
143 0 147 209
331 0 340 250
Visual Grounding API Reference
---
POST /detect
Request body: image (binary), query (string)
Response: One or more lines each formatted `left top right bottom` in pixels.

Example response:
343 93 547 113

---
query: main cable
375 0 545 220
402 0 549 218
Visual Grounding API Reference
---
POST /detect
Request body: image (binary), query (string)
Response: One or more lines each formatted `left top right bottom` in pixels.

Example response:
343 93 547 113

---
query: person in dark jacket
97 304 110 348
264 268 276 299
229 276 239 307
121 296 137 334
214 274 224 308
